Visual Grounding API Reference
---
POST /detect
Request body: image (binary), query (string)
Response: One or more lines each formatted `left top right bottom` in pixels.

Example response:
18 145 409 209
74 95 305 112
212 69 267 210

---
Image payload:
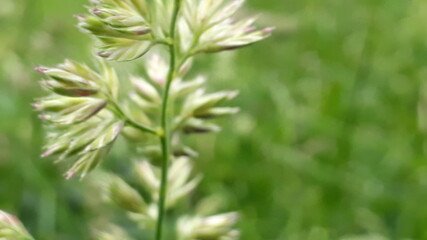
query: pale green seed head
109 176 147 213
0 211 33 240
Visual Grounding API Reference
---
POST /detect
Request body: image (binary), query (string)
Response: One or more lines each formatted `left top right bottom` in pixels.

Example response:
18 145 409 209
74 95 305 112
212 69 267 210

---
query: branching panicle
2 0 272 239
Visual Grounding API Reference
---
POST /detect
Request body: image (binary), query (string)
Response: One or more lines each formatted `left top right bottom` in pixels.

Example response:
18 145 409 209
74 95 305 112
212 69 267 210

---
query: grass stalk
155 0 182 239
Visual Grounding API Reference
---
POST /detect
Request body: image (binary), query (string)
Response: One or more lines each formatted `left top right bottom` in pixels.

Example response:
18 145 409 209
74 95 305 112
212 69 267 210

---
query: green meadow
2 0 427 239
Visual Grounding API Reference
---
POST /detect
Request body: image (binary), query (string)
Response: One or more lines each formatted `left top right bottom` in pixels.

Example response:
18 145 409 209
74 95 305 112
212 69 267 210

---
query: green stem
126 119 158 135
155 0 182 239
109 99 158 135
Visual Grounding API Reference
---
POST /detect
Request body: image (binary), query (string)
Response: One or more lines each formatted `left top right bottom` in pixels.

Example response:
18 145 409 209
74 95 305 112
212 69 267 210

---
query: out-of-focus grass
2 0 427 239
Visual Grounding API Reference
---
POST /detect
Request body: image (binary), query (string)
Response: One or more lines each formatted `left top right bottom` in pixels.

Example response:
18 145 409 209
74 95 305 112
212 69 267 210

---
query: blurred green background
2 0 427 239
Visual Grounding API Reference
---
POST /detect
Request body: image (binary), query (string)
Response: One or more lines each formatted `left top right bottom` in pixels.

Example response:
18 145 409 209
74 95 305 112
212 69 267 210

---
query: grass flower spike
31 0 272 239
0 211 34 240
177 212 240 240
136 157 202 208
35 60 125 179
180 0 273 53
78 0 154 61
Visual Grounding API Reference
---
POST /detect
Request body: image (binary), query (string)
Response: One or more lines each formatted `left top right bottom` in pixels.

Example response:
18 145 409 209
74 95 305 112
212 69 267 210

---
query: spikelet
0 211 34 240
